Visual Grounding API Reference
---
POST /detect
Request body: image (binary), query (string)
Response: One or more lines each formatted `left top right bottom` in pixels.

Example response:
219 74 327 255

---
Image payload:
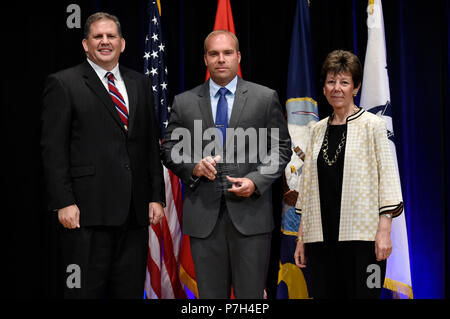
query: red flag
205 0 242 80
179 234 198 297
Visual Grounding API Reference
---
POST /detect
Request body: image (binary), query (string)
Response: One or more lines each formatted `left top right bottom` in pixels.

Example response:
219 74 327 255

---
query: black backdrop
3 0 449 299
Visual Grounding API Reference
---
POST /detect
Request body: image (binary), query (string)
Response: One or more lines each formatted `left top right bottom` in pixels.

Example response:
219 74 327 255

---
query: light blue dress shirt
209 76 238 123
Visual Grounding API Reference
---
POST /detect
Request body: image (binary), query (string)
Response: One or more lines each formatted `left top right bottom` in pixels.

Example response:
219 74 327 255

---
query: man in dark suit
161 30 291 298
41 12 165 298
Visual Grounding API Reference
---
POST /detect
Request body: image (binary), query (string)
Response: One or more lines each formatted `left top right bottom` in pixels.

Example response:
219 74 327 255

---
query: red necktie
106 72 129 130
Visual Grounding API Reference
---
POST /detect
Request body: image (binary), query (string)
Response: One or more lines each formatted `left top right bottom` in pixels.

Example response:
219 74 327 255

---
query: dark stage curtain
4 0 448 299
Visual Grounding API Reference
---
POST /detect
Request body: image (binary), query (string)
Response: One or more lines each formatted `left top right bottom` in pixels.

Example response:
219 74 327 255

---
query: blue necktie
215 87 229 146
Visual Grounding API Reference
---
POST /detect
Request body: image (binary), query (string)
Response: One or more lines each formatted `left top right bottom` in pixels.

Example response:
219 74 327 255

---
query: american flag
144 0 169 137
143 0 186 299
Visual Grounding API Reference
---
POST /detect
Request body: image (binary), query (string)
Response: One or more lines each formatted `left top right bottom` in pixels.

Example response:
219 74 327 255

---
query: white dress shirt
86 58 129 112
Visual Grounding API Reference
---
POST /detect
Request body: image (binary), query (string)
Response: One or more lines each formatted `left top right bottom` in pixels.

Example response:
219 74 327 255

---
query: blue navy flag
144 0 169 138
277 0 316 299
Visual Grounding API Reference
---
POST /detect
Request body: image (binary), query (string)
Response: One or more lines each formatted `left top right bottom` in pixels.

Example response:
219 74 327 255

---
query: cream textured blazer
296 108 403 243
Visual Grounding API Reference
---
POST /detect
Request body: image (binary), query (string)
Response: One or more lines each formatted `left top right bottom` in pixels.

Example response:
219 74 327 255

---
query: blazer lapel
226 77 248 150
197 80 216 129
197 80 225 154
81 61 128 134
228 77 248 129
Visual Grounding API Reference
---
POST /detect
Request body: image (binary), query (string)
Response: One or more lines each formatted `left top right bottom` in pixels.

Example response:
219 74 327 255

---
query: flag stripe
169 170 183 222
144 0 185 299
160 167 186 298
162 216 186 298
286 97 318 106
147 223 162 298
147 253 161 298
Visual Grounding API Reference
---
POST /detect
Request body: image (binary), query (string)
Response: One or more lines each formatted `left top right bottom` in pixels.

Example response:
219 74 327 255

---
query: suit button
125 164 131 170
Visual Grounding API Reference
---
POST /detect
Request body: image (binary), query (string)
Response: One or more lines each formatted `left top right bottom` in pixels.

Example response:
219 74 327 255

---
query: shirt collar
209 75 238 97
86 58 121 81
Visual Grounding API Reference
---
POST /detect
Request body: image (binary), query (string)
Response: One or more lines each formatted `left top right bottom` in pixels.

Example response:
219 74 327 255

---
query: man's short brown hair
204 30 240 53
84 12 123 39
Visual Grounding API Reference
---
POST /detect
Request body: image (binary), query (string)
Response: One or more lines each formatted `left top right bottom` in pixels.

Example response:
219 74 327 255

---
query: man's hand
58 205 80 229
226 176 256 197
192 155 221 180
149 202 165 225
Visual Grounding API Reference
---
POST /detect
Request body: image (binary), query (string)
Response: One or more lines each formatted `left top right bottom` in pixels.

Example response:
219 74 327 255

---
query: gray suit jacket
161 77 292 238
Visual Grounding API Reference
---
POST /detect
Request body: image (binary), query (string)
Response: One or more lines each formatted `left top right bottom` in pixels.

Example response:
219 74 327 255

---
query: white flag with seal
360 0 413 299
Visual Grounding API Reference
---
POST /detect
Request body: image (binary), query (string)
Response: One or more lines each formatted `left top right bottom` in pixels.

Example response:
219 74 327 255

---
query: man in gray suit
161 30 291 298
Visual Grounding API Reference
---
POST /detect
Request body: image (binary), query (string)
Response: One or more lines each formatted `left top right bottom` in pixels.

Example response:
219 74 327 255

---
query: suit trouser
59 206 148 299
190 199 271 299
